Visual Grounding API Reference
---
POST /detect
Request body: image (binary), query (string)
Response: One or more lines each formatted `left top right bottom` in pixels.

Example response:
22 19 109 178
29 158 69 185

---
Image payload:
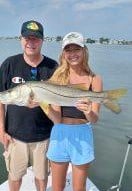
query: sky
0 0 132 40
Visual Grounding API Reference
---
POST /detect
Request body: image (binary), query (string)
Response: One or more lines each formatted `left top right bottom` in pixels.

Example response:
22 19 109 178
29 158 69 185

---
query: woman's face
63 44 84 66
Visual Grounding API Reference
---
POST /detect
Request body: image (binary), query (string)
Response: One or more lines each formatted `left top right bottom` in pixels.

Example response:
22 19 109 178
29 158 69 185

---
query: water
0 40 132 191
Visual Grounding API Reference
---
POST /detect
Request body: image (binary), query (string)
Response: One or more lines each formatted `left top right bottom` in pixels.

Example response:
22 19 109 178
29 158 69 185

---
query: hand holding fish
27 97 39 108
0 81 127 114
76 98 92 115
76 98 99 123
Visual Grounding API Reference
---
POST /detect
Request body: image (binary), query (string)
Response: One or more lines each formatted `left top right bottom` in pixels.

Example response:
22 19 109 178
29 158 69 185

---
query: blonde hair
50 45 95 85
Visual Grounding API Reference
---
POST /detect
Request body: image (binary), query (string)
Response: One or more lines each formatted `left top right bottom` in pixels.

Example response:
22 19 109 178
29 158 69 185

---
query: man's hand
0 132 13 150
27 97 39 108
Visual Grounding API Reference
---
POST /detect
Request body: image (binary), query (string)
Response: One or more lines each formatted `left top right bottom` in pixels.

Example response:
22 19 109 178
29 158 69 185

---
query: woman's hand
76 98 99 123
76 98 92 114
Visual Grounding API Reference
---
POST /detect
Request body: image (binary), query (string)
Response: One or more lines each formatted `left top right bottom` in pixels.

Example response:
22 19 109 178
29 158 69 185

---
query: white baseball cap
62 32 85 49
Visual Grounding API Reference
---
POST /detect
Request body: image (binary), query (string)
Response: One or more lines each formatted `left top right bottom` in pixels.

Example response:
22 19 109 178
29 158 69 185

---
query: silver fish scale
28 81 106 99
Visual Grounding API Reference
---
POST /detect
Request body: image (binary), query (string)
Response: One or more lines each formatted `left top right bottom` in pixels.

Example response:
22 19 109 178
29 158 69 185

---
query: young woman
46 32 103 191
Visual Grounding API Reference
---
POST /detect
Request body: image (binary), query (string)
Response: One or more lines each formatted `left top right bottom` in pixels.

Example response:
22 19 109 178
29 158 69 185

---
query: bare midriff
62 117 88 125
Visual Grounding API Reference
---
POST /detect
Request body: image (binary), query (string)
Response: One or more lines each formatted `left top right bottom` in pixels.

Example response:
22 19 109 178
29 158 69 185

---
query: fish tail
103 88 127 113
106 88 127 100
104 101 121 114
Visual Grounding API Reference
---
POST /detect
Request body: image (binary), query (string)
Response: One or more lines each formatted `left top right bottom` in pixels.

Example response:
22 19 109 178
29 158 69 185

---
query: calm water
0 40 132 191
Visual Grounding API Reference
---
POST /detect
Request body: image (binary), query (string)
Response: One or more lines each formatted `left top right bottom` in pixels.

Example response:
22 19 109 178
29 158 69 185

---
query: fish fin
106 88 127 101
104 101 121 114
39 102 49 115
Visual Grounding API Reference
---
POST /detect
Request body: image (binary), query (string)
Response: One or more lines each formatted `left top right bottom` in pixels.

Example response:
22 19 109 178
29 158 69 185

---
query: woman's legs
50 161 69 191
72 163 90 191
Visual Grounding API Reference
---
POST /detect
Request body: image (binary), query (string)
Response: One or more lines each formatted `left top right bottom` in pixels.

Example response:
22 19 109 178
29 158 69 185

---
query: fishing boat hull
0 164 99 191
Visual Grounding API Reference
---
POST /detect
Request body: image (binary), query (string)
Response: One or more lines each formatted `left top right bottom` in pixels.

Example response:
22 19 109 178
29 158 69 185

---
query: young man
0 20 58 191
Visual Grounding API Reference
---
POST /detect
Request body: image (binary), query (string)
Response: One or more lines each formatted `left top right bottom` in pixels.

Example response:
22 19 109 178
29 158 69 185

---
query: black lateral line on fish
30 85 104 99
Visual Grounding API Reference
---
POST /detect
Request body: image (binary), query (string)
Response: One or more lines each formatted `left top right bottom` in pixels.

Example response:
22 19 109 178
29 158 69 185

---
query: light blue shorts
47 123 94 165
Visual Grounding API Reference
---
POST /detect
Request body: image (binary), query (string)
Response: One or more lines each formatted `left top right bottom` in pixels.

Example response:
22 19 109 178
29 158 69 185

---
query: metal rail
107 136 132 191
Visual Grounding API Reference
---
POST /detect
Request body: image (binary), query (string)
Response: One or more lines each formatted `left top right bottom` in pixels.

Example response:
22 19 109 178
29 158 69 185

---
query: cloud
74 0 132 11
0 0 131 39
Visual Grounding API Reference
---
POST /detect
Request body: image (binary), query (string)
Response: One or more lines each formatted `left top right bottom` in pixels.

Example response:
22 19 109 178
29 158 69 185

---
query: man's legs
31 139 49 191
8 177 22 191
35 177 48 191
3 139 28 191
4 139 49 191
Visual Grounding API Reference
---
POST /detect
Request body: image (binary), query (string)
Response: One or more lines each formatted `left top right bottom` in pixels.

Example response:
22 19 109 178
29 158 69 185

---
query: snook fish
0 81 127 113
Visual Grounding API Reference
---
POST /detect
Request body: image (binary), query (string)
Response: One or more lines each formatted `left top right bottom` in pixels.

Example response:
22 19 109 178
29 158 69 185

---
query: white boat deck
0 164 99 191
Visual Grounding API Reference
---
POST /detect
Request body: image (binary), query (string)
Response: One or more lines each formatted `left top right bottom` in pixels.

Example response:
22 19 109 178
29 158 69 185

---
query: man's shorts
3 138 49 180
47 123 94 165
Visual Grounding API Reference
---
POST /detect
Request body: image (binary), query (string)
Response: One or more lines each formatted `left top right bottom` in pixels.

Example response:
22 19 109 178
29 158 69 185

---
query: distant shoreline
0 36 132 45
0 37 132 45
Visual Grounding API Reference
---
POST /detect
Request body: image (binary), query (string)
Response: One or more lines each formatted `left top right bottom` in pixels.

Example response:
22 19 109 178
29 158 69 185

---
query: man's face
20 35 43 57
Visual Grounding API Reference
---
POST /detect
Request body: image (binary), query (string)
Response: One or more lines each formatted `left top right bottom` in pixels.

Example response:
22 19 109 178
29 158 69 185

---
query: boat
0 164 100 191
1 137 131 191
